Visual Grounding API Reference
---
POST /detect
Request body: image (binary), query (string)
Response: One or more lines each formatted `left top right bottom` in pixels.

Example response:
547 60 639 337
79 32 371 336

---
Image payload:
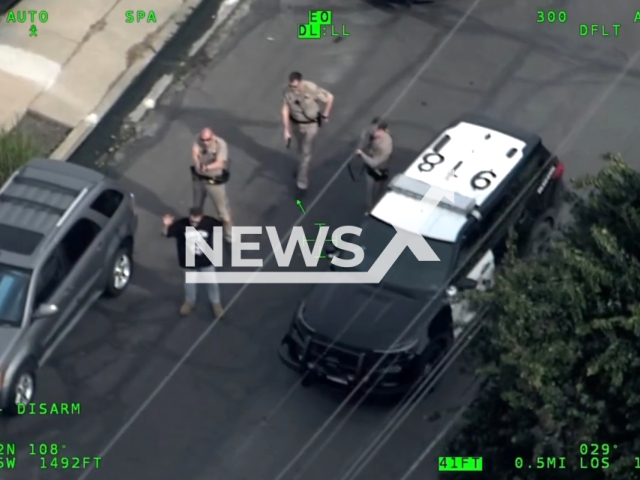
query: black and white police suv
278 114 565 395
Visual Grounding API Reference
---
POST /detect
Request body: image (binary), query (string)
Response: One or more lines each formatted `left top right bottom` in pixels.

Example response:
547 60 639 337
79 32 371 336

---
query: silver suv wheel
14 372 34 405
113 254 131 290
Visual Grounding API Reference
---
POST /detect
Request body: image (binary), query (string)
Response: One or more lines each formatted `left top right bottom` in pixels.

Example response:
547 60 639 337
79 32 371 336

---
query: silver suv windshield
0 264 30 326
333 216 456 291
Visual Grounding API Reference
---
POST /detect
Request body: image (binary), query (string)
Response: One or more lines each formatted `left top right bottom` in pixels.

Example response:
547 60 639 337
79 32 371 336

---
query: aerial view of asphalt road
4 0 640 479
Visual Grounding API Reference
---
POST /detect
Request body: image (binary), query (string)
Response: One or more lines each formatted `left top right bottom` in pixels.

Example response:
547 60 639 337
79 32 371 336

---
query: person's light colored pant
183 266 221 305
292 122 318 190
365 174 386 211
192 178 232 240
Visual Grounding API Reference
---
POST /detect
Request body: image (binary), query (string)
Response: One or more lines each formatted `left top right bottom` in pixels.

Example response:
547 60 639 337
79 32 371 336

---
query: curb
50 0 243 162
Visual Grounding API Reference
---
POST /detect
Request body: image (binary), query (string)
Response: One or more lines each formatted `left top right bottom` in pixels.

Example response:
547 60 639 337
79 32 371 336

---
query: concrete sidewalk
0 0 214 155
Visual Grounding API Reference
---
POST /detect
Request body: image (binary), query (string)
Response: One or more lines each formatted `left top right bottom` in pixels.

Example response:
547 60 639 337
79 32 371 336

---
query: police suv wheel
524 219 556 258
104 246 133 297
413 334 452 396
2 365 36 416
422 335 451 376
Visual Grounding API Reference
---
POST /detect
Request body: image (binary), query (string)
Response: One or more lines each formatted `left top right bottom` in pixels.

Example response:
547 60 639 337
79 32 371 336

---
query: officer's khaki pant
365 174 386 211
192 178 233 241
292 122 318 190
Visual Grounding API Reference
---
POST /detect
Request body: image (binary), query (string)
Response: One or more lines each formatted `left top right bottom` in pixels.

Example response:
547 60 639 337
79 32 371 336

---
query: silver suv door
37 215 104 353
88 188 128 262
31 247 75 357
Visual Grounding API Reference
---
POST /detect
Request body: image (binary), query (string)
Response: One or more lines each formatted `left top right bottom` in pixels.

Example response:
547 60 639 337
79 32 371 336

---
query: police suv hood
303 283 436 352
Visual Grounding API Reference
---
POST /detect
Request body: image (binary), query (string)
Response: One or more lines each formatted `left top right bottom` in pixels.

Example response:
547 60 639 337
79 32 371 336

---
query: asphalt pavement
4 0 640 479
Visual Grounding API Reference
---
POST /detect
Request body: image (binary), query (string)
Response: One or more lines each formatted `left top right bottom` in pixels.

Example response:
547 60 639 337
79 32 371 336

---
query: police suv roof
0 158 105 269
371 115 541 243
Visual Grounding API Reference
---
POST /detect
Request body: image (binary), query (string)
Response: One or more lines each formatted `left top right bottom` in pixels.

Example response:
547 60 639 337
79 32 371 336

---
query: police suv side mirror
456 278 478 291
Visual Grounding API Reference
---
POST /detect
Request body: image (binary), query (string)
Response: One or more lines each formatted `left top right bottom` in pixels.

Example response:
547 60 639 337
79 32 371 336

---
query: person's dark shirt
166 216 220 269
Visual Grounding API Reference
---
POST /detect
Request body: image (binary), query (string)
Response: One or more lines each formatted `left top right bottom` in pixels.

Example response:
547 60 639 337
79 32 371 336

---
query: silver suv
0 159 137 415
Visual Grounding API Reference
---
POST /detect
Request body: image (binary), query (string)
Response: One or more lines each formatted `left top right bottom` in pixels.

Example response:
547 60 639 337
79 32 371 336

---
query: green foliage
446 154 640 479
0 128 41 184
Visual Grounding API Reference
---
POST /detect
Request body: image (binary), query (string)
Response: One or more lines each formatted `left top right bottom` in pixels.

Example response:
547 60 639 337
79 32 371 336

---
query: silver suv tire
104 245 133 297
1 364 36 416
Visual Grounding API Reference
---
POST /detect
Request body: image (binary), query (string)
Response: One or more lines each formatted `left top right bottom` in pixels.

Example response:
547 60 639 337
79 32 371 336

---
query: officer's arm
191 143 201 168
314 86 334 117
322 91 334 118
361 140 392 168
358 126 374 149
205 139 228 171
282 101 291 134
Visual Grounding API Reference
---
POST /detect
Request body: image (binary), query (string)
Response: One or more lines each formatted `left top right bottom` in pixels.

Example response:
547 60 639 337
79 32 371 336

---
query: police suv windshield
0 264 30 326
334 216 455 291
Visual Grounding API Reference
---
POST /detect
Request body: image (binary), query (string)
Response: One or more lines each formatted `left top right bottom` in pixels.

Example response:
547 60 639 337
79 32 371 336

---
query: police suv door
450 249 495 337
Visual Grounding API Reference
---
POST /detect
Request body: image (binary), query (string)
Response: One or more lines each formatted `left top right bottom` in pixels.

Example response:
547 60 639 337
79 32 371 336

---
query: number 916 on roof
404 121 527 207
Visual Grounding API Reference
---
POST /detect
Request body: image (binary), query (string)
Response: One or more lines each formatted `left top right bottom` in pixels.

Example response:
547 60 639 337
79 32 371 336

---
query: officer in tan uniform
282 71 334 192
356 121 393 212
191 127 233 242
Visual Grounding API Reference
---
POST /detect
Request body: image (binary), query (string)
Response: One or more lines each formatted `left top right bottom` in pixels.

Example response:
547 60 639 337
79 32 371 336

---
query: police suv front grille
304 339 410 379
306 340 362 373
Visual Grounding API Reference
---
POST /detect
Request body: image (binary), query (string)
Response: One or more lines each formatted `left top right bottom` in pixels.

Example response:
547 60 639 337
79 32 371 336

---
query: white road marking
0 45 60 89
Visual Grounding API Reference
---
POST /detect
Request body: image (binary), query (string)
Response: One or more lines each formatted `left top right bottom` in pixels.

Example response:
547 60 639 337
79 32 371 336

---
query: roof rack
55 187 89 227
388 174 480 217
0 170 20 195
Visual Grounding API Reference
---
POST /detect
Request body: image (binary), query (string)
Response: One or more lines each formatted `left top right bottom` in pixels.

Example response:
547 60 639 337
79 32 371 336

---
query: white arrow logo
186 184 456 284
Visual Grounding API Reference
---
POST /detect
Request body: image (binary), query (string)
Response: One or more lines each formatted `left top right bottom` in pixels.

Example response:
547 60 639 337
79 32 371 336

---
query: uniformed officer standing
356 121 393 212
191 127 233 243
282 72 334 192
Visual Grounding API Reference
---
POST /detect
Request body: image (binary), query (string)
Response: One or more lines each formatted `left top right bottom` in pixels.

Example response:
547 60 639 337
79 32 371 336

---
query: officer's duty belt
290 116 316 124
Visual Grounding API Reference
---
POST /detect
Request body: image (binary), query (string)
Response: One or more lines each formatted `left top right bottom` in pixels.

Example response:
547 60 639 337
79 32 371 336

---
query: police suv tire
524 217 556 258
412 333 452 396
104 246 133 298
2 363 37 416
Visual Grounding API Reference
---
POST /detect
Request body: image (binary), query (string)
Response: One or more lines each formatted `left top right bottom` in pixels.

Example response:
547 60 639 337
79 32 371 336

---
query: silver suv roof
0 158 104 268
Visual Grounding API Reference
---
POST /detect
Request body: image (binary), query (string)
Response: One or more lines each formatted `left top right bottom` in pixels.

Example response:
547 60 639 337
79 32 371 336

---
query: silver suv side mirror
33 303 58 318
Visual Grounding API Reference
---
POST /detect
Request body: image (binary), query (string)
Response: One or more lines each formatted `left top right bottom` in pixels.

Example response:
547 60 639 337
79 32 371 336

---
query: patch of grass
0 129 41 184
